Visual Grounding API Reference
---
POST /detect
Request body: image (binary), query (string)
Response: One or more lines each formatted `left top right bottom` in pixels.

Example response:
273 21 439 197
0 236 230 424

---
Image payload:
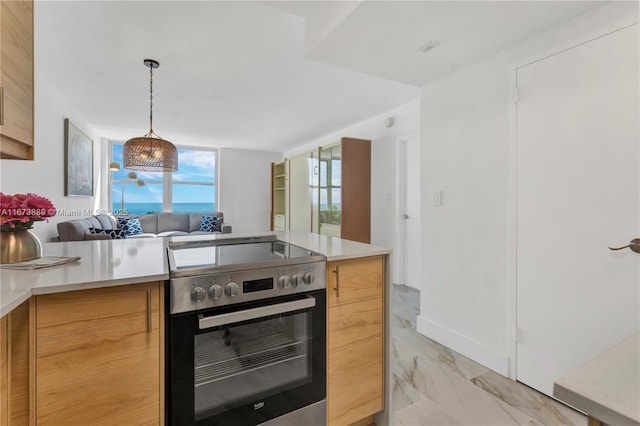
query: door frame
395 132 420 287
506 18 639 380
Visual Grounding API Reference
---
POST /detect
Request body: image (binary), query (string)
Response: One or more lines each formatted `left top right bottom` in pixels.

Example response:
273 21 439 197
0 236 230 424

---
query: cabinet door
327 256 384 425
0 300 31 426
35 282 163 425
0 0 34 160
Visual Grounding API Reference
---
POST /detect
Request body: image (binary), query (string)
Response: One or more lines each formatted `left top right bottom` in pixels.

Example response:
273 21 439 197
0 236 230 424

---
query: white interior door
289 153 312 232
399 136 421 289
516 24 640 396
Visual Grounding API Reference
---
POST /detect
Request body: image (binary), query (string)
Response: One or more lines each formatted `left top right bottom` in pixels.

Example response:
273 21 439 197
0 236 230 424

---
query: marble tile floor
390 284 587 426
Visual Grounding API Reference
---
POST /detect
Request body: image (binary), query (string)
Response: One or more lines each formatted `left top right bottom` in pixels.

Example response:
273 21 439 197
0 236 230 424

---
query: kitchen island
1 231 389 317
0 231 391 426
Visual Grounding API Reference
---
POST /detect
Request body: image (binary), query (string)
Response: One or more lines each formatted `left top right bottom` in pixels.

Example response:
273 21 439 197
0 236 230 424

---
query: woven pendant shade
123 135 178 172
124 59 178 172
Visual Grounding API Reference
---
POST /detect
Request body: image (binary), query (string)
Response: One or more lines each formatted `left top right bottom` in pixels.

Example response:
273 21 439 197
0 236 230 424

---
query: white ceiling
36 1 605 153
307 1 606 87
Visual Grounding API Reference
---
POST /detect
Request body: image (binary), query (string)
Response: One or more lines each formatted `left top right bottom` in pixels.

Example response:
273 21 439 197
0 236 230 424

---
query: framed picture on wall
64 118 93 197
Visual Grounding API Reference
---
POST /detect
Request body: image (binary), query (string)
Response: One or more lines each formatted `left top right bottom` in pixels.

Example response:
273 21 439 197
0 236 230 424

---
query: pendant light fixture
123 59 178 172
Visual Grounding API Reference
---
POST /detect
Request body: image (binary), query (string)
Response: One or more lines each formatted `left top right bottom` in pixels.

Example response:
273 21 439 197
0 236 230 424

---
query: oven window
193 311 311 419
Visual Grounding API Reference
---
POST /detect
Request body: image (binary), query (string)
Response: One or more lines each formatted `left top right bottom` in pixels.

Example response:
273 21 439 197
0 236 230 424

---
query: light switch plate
433 191 442 206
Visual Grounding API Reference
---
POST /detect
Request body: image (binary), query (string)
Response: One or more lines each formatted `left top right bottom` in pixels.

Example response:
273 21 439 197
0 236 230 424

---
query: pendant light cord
149 64 153 134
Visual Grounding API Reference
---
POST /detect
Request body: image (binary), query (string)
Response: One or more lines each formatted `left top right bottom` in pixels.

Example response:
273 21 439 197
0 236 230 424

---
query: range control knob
291 274 302 287
303 272 314 285
190 286 206 302
225 282 239 297
208 284 222 300
277 276 290 289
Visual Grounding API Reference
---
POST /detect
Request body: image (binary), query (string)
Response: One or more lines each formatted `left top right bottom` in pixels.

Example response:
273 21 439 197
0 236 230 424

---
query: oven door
169 290 326 426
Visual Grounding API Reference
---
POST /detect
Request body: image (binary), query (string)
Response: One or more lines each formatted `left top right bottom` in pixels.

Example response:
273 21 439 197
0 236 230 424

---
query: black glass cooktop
171 240 316 270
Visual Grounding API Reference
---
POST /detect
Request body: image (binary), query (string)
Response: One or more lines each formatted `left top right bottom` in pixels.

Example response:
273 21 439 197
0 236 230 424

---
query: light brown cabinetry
327 256 384 425
35 282 164 425
0 0 34 160
0 300 31 426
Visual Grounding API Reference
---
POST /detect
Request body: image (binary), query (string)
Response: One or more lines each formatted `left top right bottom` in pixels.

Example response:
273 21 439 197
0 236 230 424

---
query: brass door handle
146 289 152 333
609 238 640 254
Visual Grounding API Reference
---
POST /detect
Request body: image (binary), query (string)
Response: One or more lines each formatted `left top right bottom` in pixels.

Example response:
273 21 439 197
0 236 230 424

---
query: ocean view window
110 143 217 215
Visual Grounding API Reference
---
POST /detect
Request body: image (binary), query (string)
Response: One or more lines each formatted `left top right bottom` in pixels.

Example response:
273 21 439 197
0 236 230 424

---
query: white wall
418 1 638 376
218 148 281 233
0 79 101 243
285 100 420 277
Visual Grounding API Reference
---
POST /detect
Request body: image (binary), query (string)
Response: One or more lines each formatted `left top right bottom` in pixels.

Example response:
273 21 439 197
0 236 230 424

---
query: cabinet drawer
328 256 383 307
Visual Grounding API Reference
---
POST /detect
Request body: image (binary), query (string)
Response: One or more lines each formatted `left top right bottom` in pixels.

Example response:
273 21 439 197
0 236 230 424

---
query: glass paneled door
318 145 342 237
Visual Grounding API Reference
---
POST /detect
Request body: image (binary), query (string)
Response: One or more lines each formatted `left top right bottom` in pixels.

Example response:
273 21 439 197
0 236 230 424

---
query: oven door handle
198 297 316 330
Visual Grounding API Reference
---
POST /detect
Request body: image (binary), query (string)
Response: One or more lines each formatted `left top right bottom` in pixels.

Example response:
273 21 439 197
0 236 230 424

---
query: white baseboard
416 315 509 376
394 282 420 291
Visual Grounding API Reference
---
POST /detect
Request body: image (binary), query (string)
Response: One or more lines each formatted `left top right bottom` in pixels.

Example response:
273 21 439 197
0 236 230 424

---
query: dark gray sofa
55 212 231 242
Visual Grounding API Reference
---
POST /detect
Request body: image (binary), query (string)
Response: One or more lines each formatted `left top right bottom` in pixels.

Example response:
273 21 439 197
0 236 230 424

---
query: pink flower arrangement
0 193 56 231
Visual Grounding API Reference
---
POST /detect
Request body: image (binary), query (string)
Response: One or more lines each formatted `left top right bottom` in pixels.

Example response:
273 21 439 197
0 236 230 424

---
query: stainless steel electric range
166 235 327 426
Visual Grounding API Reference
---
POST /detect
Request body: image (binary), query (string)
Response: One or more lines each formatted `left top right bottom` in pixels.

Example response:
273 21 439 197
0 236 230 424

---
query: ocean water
112 203 216 215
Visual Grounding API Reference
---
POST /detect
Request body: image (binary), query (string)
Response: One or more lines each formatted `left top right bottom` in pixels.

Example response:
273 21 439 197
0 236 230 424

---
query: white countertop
0 238 169 317
1 231 390 317
276 230 391 261
553 333 640 426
